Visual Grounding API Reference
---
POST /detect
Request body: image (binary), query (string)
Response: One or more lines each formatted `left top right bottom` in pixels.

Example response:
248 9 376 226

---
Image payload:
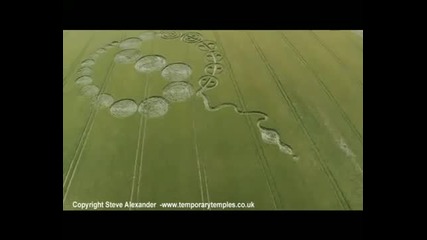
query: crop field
63 30 363 210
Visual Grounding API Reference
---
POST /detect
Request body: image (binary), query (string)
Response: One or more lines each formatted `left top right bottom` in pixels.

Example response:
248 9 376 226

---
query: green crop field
63 30 363 210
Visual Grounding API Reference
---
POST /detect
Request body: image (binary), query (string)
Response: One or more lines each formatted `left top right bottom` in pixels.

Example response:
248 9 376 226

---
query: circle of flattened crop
81 85 100 97
205 51 223 63
119 37 142 49
110 99 138 118
96 48 107 54
81 59 96 67
75 76 93 86
181 32 203 43
134 55 167 73
76 67 93 76
114 49 143 64
204 63 224 75
161 63 192 81
138 97 169 118
162 81 194 103
160 31 181 39
197 40 217 51
93 93 114 109
199 75 218 89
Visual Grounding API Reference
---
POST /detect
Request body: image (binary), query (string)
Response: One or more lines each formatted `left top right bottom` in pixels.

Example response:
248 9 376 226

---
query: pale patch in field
161 63 192 81
279 144 293 155
114 49 143 64
93 94 114 109
260 129 280 145
119 37 142 49
110 99 138 118
138 97 169 118
337 138 356 159
81 85 99 97
75 76 93 86
319 111 362 172
134 55 167 73
162 81 194 102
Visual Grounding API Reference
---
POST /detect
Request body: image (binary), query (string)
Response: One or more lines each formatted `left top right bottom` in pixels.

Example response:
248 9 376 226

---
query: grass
63 30 363 210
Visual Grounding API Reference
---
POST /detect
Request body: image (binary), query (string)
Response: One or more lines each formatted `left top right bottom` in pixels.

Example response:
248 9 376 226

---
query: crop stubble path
213 31 281 209
63 33 127 204
246 31 351 209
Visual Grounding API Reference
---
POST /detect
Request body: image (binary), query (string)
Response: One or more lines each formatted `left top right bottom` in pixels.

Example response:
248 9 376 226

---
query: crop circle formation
71 31 296 157
73 31 224 120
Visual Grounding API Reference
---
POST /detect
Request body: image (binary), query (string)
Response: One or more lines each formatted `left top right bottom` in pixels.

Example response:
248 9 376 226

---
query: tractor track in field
133 38 155 205
136 83 150 202
188 42 210 204
247 32 351 210
214 32 282 209
129 79 150 207
63 60 117 204
63 108 96 185
187 41 212 204
308 31 363 87
63 33 96 88
63 57 114 189
192 113 206 203
280 32 363 144
63 33 126 204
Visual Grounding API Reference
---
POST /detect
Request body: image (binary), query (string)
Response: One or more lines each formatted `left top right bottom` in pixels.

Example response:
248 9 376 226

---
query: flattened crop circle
139 31 157 41
161 63 192 82
204 63 224 75
160 31 181 39
135 55 167 73
119 37 142 49
110 99 138 118
81 59 95 67
75 76 93 86
206 52 223 63
181 32 203 43
114 49 143 64
138 97 169 118
199 75 218 89
93 93 114 109
81 85 100 97
198 40 217 51
162 81 194 102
